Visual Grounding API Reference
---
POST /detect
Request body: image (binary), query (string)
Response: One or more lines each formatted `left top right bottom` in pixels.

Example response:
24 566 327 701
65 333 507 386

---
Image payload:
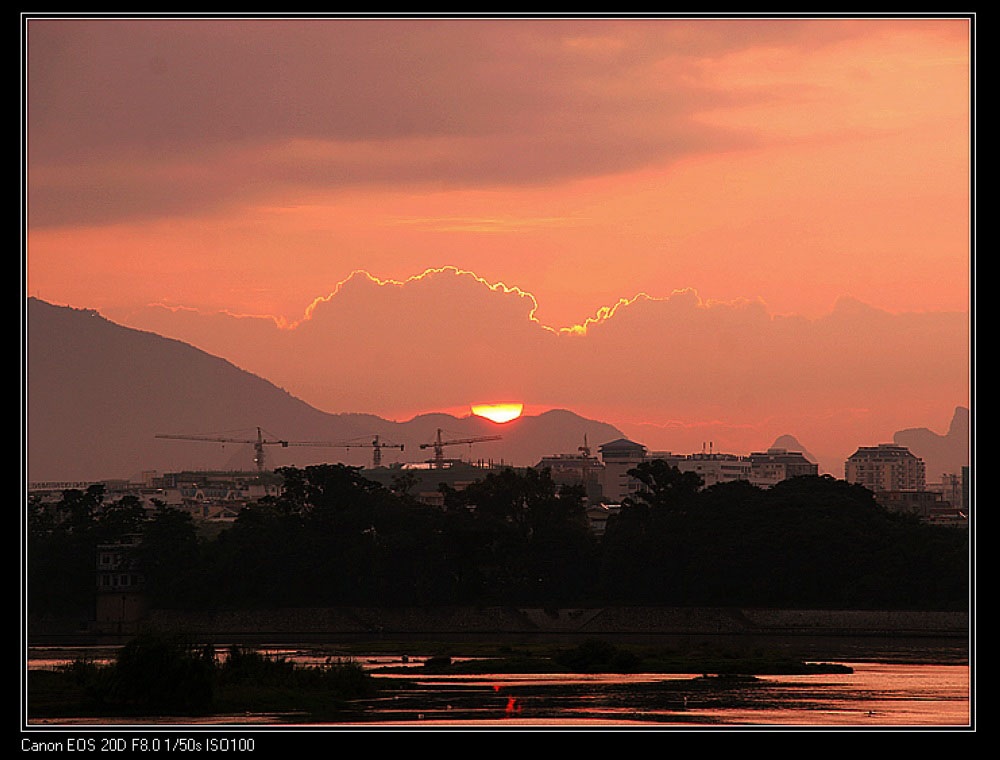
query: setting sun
471 403 524 423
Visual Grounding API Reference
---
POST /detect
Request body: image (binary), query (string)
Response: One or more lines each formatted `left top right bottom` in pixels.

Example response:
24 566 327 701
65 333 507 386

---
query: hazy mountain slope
894 406 971 481
769 435 820 464
25 298 624 481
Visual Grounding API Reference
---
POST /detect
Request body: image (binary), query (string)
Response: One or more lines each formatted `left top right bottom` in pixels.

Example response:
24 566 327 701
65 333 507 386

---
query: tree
457 467 587 537
96 494 147 542
137 505 201 608
390 471 420 500
55 484 105 534
446 467 595 604
105 633 215 714
274 464 389 528
624 459 703 512
27 486 108 618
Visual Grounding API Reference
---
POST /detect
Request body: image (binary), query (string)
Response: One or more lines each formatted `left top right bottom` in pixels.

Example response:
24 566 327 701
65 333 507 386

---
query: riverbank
27 606 970 663
142 606 970 639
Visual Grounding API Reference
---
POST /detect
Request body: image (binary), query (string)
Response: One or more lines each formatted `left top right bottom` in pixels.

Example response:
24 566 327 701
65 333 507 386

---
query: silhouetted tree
56 484 105 534
137 505 201 608
27 486 109 618
105 633 215 715
275 464 391 528
624 459 703 512
446 467 596 603
96 494 147 542
203 499 311 607
29 465 966 616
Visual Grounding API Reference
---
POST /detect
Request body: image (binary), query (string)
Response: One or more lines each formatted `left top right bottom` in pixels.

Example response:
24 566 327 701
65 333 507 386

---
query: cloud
27 16 966 228
124 266 970 466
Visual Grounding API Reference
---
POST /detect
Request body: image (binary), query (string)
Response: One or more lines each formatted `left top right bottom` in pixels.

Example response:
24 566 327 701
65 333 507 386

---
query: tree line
27 462 969 617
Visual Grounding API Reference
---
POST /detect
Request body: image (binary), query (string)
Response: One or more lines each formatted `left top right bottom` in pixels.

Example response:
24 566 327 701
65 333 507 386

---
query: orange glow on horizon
471 403 524 423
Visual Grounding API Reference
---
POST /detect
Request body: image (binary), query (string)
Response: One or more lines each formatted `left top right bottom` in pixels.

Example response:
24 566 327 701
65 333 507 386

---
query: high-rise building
845 444 926 493
597 438 649 502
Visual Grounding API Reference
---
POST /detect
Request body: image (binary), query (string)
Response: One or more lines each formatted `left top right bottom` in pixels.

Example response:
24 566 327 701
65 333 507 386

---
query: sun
471 403 524 424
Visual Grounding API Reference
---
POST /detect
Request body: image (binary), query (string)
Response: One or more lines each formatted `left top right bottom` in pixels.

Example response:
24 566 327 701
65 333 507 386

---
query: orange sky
24 15 973 473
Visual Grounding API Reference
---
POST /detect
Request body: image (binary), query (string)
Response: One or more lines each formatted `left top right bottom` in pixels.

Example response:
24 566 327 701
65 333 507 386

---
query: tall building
845 444 926 493
597 438 649 502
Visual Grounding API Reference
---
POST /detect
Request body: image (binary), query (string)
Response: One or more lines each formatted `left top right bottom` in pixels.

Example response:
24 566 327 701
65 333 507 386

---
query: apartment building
845 444 926 493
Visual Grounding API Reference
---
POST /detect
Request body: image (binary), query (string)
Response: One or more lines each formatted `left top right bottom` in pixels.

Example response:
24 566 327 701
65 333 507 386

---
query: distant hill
768 434 819 464
893 406 971 481
24 298 625 482
771 419 970 481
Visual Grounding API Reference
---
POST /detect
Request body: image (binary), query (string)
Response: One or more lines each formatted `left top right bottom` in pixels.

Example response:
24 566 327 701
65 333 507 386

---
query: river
24 640 973 732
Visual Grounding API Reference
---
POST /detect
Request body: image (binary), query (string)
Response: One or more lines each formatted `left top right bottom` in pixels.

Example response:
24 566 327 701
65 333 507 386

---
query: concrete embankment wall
142 607 968 640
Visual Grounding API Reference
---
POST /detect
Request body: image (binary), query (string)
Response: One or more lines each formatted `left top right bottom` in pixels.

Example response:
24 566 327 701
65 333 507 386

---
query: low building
923 506 970 529
749 448 819 488
875 489 968 529
534 451 604 502
585 503 621 536
927 473 965 511
676 451 751 488
876 489 948 518
95 535 146 634
598 439 754 498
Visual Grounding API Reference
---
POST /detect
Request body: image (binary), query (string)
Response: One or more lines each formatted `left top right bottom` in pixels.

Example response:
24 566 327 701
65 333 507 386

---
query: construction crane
419 428 502 469
286 434 404 468
365 435 404 468
155 427 359 474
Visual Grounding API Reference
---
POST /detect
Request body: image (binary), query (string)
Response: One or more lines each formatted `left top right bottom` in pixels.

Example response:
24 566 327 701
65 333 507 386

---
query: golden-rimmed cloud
125 266 969 468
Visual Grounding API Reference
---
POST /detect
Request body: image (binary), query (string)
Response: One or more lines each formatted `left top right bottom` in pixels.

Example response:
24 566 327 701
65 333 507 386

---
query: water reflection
26 648 971 728
347 663 969 727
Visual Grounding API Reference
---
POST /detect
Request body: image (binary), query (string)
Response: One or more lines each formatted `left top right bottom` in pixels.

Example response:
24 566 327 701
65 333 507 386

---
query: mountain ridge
24 298 625 482
24 298 969 484
893 406 971 480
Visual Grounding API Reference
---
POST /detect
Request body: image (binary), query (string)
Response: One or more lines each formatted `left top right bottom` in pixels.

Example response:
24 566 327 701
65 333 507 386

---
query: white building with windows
597 439 754 500
597 438 650 502
679 451 752 488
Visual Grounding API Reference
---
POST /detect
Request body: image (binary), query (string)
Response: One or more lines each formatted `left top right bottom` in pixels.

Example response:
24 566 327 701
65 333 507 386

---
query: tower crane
155 427 369 474
286 434 404 468
419 428 502 469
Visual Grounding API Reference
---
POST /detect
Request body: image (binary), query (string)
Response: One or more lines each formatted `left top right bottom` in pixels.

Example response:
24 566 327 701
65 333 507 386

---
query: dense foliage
27 464 969 615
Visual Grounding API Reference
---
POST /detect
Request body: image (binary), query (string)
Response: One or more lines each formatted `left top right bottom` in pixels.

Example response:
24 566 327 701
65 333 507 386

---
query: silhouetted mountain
894 406 970 481
25 298 625 482
768 435 819 464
